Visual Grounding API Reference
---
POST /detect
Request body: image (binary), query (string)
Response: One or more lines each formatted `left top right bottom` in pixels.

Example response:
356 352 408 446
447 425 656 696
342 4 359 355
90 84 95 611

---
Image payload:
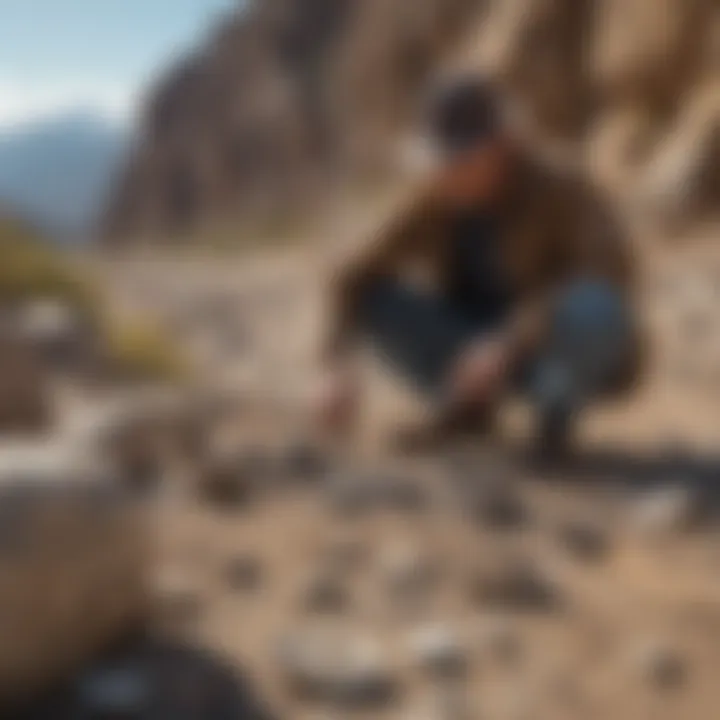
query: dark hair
429 76 503 155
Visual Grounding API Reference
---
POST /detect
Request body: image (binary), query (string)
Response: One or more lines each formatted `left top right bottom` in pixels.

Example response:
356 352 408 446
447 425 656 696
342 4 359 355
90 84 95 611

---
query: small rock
277 625 396 708
632 641 687 690
408 624 468 679
469 556 560 612
326 471 427 516
301 571 349 615
153 569 203 632
449 456 528 529
113 442 162 494
629 485 703 535
557 520 609 562
224 555 263 593
282 440 329 481
197 448 270 509
380 543 440 604
71 393 191 494
469 483 529 530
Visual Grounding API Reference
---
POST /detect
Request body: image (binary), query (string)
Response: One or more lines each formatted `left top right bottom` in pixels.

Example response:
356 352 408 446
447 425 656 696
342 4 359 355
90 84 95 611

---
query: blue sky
0 0 238 128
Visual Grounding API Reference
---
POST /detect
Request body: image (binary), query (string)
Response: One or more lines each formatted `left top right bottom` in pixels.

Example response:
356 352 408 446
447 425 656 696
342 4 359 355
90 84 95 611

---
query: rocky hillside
104 0 720 242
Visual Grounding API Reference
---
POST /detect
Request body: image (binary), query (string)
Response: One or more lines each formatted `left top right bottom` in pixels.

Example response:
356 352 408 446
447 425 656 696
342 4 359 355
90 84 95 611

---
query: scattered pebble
380 543 440 605
449 454 528 529
326 471 428 516
224 555 263 593
281 440 330 481
407 624 468 679
468 482 529 530
277 625 396 708
301 570 350 615
469 556 560 612
632 641 687 690
197 448 270 509
557 519 610 562
628 485 703 535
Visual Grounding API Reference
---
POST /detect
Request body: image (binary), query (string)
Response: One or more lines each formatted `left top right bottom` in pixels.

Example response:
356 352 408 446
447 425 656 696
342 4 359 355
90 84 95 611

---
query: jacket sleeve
320 189 436 363
505 175 638 362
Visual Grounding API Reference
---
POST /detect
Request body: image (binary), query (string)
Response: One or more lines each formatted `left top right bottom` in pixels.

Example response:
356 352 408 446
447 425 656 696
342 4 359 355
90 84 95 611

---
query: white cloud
0 77 140 129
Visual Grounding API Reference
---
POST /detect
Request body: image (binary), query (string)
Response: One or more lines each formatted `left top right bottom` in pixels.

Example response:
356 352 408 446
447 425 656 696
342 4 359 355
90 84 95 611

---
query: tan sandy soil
73 231 720 720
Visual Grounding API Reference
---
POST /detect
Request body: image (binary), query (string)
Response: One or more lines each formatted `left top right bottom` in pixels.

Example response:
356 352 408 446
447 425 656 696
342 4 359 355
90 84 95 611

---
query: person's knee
554 280 630 339
550 279 634 383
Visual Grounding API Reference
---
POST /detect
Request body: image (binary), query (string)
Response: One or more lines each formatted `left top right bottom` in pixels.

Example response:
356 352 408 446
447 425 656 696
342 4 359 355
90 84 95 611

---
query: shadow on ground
520 442 720 510
11 637 277 720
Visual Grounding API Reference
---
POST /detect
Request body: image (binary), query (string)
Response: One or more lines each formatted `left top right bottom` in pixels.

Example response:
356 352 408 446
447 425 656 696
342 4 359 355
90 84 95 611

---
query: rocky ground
9 234 720 719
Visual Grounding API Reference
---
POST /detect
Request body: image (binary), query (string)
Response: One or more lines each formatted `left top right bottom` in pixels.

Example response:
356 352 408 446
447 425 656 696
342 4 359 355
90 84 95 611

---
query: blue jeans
357 278 634 427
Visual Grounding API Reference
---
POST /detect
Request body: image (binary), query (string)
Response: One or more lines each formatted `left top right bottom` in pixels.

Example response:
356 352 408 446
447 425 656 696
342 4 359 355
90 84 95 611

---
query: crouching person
315 77 644 457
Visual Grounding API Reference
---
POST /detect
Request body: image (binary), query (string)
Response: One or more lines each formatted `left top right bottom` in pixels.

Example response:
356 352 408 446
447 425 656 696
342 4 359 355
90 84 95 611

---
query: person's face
433 134 516 209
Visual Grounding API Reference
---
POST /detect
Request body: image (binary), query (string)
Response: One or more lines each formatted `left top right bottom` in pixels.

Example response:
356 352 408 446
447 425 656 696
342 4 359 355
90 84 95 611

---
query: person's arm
320 188 438 364
503 176 637 365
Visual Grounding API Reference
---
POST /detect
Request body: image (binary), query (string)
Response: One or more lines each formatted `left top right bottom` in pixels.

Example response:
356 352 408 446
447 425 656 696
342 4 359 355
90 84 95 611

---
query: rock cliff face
104 0 720 242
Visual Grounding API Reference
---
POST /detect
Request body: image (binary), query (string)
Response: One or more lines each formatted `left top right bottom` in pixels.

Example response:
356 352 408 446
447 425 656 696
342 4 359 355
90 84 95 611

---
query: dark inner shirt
446 210 514 328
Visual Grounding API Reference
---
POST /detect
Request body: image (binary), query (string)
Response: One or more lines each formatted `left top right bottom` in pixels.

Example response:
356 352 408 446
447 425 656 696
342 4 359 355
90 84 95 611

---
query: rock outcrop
104 0 720 241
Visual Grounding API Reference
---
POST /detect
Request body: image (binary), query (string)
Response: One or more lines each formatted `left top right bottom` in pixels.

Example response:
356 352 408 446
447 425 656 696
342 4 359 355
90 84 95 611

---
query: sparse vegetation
103 315 189 382
0 216 98 310
0 215 187 382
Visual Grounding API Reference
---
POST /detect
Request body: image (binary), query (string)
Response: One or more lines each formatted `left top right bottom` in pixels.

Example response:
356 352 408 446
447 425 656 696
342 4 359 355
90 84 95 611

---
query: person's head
428 76 518 209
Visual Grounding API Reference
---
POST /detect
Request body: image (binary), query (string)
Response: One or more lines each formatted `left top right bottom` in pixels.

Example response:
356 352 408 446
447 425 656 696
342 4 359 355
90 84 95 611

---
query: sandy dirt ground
55 233 720 720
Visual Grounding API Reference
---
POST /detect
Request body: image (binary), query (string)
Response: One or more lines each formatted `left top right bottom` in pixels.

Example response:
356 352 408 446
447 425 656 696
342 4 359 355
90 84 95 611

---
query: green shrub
0 216 187 382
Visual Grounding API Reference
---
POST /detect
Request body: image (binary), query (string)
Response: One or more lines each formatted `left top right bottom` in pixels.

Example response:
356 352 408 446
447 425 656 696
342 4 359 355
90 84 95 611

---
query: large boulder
0 441 150 704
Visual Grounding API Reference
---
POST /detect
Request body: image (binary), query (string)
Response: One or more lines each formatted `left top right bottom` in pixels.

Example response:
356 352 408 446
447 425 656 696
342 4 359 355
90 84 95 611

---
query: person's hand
312 363 360 438
447 336 512 409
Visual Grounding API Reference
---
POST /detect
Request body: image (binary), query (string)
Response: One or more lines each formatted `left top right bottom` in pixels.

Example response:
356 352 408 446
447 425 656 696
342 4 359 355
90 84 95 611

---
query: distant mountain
0 111 129 241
